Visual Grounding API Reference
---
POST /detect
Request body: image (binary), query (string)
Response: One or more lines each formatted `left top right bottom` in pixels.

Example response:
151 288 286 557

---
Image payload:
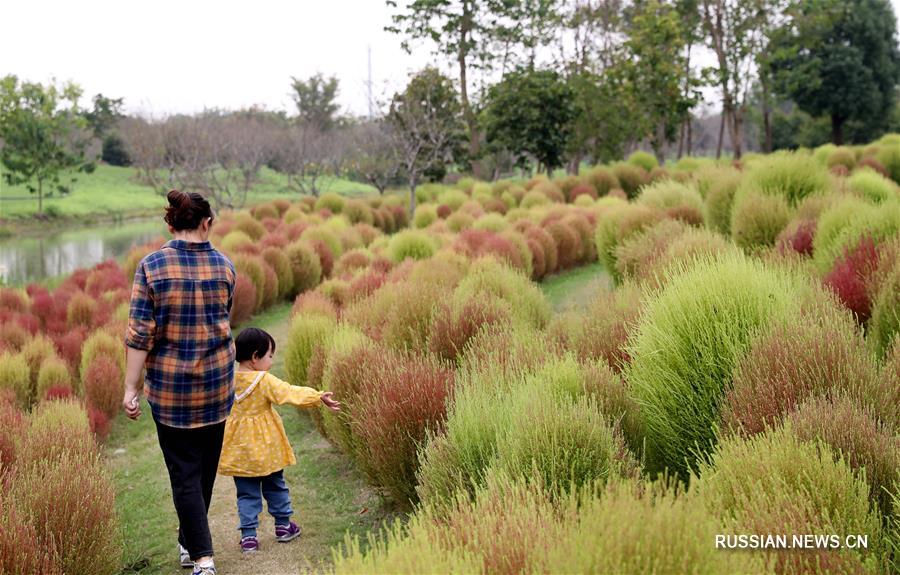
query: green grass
539 263 612 313
107 302 400 574
0 165 379 222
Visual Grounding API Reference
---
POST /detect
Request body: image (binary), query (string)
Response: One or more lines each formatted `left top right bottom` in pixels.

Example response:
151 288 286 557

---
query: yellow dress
218 371 323 477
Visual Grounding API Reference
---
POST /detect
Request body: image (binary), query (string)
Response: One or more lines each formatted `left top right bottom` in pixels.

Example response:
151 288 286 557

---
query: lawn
539 262 613 312
107 302 399 574
0 164 379 222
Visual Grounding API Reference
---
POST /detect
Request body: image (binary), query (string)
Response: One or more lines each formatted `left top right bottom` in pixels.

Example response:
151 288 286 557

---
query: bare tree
388 68 465 215
346 120 403 194
270 123 347 197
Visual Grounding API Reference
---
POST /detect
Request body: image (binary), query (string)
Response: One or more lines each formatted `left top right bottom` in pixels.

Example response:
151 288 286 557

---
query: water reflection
0 219 167 285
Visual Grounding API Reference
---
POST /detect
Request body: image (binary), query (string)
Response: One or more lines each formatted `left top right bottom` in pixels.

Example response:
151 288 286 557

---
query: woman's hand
123 389 142 419
321 391 341 412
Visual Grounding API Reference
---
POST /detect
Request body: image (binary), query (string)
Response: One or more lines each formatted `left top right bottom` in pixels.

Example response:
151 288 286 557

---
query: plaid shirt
125 239 236 428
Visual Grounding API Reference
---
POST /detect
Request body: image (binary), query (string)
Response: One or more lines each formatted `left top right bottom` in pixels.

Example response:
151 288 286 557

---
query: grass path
540 263 613 313
108 303 399 574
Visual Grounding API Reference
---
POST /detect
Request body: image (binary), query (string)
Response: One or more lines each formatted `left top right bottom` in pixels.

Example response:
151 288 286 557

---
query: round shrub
79 331 124 394
612 163 648 199
315 192 345 214
492 393 637 498
233 254 266 309
786 395 899 519
637 179 705 226
20 398 95 465
584 167 619 196
827 147 857 170
387 230 437 263
627 150 658 172
703 171 742 235
542 479 769 575
36 357 72 401
283 313 337 386
720 310 892 436
10 450 121 575
776 217 817 256
446 211 474 233
342 200 375 225
544 221 580 270
437 188 468 210
823 235 881 323
285 241 323 296
233 214 266 241
452 258 550 330
696 427 882 574
595 204 663 281
730 189 792 251
520 190 550 209
849 169 898 204
814 200 900 274
318 327 376 453
741 151 830 206
413 204 438 229
0 354 30 408
66 292 97 329
220 230 254 253
626 253 804 477
20 335 56 389
428 295 513 363
568 183 597 203
83 356 123 420
0 321 29 353
614 219 689 284
350 351 454 505
230 274 257 327
381 280 448 353
251 202 279 221
870 267 900 360
262 247 294 300
301 226 343 261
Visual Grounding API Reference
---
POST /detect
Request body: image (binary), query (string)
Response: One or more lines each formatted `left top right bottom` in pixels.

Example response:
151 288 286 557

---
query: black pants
154 419 226 561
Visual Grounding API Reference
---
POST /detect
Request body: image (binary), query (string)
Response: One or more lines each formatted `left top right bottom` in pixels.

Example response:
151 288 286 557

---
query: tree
0 76 94 215
84 93 131 166
289 74 340 131
386 0 561 177
700 0 771 160
346 120 404 194
481 68 576 172
271 123 348 197
387 68 465 215
769 0 900 145
624 1 699 163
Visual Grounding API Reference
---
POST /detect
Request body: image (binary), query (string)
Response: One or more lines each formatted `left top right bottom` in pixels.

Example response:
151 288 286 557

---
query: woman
123 190 235 575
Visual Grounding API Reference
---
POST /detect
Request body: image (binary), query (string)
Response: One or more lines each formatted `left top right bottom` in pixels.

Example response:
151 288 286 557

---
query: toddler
218 327 340 553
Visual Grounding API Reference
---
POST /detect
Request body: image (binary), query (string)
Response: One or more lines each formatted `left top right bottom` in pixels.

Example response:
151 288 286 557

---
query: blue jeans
233 470 293 538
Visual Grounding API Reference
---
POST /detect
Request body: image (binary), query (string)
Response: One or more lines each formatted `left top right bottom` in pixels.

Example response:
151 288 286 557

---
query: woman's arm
122 346 149 419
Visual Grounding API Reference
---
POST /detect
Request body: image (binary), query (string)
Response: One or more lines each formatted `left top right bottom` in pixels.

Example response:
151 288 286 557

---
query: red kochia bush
52 327 87 372
0 401 25 471
83 356 123 420
436 204 453 219
428 297 513 363
0 322 29 352
823 236 880 323
230 275 257 327
720 316 893 436
351 351 454 506
0 288 28 313
84 261 129 298
526 238 547 280
543 220 580 270
348 270 388 302
569 183 598 202
0 497 62 575
88 406 111 442
777 218 817 256
11 451 120 575
308 239 335 278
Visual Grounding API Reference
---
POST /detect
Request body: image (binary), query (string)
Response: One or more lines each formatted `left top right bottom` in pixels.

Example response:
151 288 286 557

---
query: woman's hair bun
164 189 213 231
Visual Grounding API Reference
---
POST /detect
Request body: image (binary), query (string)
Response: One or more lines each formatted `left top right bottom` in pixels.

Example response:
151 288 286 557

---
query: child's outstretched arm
263 373 341 411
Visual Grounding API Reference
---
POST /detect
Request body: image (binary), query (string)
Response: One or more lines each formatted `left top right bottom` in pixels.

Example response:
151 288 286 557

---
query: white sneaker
179 544 192 568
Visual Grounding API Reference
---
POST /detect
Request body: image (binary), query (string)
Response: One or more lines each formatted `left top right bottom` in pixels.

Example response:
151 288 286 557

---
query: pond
0 218 169 286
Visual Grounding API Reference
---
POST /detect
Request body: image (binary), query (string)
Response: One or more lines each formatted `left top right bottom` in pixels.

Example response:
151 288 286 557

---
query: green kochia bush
730 189 792 251
849 169 898 204
387 230 438 263
283 313 337 386
696 427 884 573
740 151 830 206
636 179 705 226
812 199 900 273
416 356 635 509
338 473 770 575
626 253 804 478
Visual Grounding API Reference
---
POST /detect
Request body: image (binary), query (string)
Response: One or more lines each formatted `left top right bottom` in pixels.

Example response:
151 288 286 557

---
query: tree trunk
831 114 845 145
716 106 726 159
408 175 417 219
459 1 481 179
731 106 744 161
37 180 43 215
687 116 693 156
762 80 773 153
677 120 686 159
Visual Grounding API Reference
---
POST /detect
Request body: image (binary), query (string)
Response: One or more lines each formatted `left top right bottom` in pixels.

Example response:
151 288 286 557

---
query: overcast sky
4 0 900 118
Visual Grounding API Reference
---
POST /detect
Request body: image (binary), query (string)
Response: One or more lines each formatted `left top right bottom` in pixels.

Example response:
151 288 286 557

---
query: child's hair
235 327 276 363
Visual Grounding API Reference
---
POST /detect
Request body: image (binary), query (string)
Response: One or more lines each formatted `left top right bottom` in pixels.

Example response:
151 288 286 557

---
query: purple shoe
240 535 259 554
275 521 301 542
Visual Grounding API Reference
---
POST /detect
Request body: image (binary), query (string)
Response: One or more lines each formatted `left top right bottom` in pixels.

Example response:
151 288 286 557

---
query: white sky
4 0 900 118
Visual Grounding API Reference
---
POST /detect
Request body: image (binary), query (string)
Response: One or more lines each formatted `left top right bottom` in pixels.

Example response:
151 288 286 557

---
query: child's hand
321 391 341 412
